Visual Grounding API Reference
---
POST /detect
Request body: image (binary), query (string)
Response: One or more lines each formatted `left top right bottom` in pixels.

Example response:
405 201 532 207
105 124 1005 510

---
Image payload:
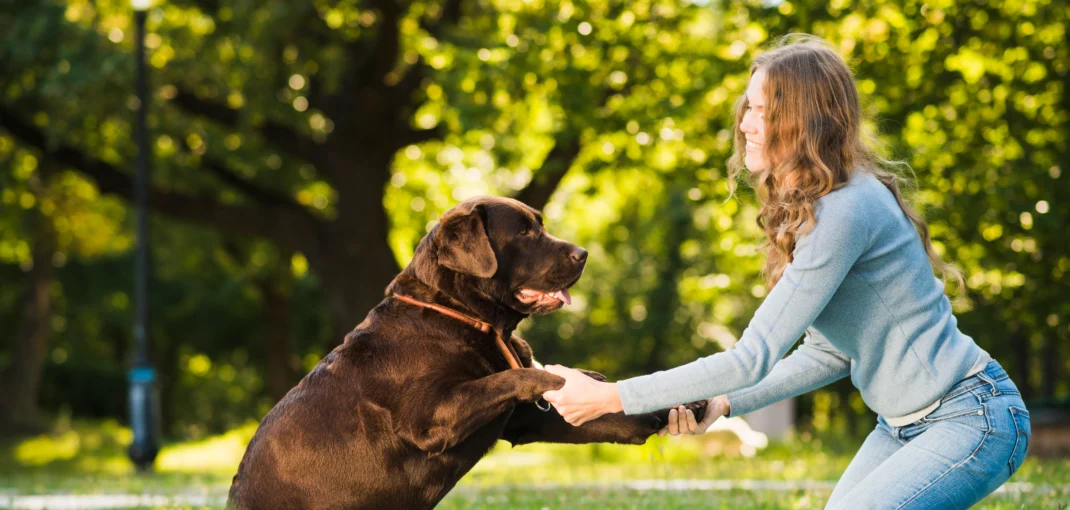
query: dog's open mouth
515 288 572 306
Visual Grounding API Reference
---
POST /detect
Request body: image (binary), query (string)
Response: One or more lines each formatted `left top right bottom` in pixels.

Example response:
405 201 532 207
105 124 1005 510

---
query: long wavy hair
726 35 964 292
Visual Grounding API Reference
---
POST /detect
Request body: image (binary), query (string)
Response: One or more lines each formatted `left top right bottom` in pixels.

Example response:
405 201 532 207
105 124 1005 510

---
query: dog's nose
569 247 588 264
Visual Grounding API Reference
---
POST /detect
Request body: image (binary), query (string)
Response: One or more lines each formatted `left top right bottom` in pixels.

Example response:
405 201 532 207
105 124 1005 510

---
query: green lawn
1 419 1066 509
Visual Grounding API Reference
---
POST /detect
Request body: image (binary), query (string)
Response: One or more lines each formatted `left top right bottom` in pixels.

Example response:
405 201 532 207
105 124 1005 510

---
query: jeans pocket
922 406 985 423
1008 406 1031 475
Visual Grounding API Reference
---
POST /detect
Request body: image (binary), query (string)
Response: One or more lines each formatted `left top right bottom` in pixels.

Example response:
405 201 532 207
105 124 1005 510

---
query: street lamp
127 0 161 472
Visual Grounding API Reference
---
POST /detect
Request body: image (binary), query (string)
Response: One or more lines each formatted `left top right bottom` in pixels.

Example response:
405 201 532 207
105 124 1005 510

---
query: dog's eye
518 227 530 236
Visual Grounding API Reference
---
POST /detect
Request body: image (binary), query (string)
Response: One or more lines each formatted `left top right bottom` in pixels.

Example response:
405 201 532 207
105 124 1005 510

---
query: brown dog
227 197 704 509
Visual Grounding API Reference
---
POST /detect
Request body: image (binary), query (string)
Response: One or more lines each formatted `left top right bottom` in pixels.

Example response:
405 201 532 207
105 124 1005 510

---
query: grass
440 487 833 509
1 419 1067 509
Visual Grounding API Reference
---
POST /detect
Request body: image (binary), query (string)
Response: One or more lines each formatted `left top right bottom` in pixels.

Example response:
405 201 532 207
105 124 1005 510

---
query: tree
0 0 740 431
1 0 571 344
0 165 56 432
3 0 1066 438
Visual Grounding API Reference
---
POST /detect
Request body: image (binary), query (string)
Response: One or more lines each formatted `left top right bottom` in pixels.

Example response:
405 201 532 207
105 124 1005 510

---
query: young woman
542 36 1031 509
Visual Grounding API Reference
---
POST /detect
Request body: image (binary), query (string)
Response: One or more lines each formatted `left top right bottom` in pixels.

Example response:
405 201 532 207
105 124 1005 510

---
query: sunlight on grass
8 419 135 475
1 418 255 478
155 421 257 474
15 430 80 466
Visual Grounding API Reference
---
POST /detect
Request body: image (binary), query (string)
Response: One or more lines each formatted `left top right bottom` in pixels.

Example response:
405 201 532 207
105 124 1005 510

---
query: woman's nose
740 113 756 134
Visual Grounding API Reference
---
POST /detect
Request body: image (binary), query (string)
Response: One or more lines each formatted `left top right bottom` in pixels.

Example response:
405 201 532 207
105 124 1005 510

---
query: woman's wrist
604 382 624 414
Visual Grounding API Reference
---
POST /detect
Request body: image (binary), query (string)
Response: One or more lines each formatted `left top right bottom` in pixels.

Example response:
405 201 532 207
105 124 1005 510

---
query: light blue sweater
617 171 988 420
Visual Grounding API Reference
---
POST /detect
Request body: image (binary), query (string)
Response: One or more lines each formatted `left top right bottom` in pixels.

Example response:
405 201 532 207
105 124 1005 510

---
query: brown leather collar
390 294 523 370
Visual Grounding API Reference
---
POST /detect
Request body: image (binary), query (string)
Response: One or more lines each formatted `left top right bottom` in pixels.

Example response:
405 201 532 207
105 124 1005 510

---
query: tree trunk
0 214 56 434
312 146 402 346
319 247 398 347
260 279 297 402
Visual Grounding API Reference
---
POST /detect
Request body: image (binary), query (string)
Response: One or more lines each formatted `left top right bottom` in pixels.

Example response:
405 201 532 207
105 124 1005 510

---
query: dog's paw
578 369 607 382
651 399 709 427
643 412 663 433
683 399 708 423
520 369 565 402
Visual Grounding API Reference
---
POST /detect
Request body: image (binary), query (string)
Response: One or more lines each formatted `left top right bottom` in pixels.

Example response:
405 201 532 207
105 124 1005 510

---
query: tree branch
513 134 582 210
170 88 239 124
362 0 404 92
513 68 638 211
396 125 446 148
170 88 325 166
202 156 303 211
175 138 308 212
0 105 322 250
513 51 648 211
306 71 336 114
390 59 430 106
175 0 221 15
420 0 465 39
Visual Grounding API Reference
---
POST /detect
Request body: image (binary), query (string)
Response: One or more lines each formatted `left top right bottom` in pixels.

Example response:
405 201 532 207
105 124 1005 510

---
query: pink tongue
552 289 572 305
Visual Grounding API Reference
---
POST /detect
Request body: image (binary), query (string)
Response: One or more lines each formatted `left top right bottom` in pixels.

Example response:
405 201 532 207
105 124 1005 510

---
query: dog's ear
435 203 497 278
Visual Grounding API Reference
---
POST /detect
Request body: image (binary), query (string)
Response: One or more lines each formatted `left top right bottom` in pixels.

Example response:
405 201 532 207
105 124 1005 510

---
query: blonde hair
726 35 964 293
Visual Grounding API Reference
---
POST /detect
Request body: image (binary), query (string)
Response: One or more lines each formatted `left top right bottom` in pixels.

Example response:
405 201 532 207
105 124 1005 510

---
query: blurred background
0 0 1067 507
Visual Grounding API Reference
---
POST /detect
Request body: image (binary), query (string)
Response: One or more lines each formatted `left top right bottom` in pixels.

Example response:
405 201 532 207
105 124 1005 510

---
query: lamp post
127 0 161 472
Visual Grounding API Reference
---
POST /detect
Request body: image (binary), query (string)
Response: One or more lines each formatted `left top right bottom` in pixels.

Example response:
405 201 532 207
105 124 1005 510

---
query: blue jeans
826 361 1031 509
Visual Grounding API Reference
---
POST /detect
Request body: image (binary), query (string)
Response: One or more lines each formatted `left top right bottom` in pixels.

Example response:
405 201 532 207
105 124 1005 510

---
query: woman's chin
744 157 765 172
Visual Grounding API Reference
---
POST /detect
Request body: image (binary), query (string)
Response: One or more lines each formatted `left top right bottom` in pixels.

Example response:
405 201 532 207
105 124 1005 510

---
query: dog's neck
386 268 526 338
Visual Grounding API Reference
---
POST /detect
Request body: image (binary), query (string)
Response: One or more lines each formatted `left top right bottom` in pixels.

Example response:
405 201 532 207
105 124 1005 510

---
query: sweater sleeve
617 196 869 415
724 328 851 417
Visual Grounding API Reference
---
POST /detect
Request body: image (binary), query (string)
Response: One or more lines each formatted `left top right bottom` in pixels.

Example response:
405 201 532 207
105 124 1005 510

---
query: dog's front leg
400 368 564 454
502 400 706 446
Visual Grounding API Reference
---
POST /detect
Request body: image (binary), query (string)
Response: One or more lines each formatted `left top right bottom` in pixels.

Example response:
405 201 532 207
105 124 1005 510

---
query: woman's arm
725 328 850 417
545 328 851 427
616 196 870 415
662 329 850 434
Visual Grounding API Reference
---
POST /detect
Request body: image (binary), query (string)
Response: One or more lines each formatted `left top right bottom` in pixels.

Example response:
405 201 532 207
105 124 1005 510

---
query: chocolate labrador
228 196 705 509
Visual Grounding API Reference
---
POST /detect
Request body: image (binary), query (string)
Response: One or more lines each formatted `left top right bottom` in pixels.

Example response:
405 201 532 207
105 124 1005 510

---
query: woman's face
739 68 767 172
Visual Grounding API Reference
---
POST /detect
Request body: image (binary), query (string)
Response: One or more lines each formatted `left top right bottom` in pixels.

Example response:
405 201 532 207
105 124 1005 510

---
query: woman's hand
541 365 623 426
657 395 731 437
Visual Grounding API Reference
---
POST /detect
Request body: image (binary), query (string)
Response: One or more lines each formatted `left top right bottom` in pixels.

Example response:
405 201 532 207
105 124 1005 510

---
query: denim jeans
826 361 1031 509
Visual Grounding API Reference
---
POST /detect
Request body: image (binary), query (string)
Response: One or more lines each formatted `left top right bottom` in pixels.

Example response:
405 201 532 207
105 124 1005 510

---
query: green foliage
0 0 1067 441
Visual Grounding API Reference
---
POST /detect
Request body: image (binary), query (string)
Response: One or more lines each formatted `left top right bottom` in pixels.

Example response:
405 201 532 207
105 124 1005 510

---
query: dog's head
410 196 586 315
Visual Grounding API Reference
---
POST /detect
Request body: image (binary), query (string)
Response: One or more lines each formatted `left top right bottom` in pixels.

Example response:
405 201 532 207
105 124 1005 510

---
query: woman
542 36 1031 509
